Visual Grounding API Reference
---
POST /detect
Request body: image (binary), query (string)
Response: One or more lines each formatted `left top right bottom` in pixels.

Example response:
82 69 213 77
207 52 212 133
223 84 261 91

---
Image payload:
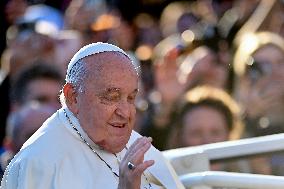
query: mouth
109 123 126 128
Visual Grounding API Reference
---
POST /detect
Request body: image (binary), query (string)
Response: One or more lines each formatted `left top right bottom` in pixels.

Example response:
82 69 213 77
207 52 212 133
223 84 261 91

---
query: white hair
66 59 88 92
60 59 88 107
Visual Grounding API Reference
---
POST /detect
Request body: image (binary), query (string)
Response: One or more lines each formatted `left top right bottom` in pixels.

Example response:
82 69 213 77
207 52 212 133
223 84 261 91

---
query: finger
132 160 155 176
126 137 152 158
125 137 145 157
131 137 152 160
132 140 152 164
123 137 147 166
131 137 150 151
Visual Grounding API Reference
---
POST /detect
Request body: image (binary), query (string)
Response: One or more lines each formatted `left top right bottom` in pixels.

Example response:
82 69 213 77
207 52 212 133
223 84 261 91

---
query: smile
109 123 126 128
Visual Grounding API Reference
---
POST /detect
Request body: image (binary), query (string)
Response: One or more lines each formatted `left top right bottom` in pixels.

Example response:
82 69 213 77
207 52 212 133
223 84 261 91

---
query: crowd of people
0 0 283 182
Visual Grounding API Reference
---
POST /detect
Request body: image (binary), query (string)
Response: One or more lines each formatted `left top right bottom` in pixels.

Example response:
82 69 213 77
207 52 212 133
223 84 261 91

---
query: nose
115 100 131 118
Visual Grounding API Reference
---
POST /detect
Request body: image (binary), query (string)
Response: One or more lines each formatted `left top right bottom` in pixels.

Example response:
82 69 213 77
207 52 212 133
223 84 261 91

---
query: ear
63 83 79 114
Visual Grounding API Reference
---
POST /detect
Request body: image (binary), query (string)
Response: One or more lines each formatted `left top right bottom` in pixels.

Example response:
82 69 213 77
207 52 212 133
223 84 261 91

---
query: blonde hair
187 85 243 140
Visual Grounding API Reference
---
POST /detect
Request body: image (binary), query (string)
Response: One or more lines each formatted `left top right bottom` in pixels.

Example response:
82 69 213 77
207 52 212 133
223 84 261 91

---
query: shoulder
18 110 79 163
1 151 57 189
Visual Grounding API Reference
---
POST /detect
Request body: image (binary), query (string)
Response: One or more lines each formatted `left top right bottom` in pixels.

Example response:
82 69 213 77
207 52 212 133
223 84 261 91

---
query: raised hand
118 137 154 189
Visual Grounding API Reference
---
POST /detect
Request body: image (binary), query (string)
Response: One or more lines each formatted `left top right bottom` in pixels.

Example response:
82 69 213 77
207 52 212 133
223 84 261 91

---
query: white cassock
1 108 185 189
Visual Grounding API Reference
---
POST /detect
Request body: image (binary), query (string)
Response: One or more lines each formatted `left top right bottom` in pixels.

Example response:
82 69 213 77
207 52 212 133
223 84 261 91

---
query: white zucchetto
66 42 131 78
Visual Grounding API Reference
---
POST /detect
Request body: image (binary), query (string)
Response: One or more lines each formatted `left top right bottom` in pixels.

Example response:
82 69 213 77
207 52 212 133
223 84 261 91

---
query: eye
99 92 121 104
35 96 49 103
106 92 120 101
127 94 137 104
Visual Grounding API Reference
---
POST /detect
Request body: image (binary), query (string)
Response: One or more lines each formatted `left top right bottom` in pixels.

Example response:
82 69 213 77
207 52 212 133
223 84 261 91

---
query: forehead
183 106 225 124
84 51 136 72
83 52 138 90
27 79 61 95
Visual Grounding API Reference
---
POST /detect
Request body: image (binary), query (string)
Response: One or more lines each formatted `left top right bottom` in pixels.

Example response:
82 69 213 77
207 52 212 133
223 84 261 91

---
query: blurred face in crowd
12 104 56 152
242 44 284 125
68 52 138 153
246 45 284 84
7 32 56 78
26 78 62 109
180 105 229 146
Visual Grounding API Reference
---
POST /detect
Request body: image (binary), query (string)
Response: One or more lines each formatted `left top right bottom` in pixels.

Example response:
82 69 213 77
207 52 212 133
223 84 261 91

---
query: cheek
183 134 202 146
93 106 116 123
181 127 198 146
214 129 229 141
78 101 109 126
130 106 136 120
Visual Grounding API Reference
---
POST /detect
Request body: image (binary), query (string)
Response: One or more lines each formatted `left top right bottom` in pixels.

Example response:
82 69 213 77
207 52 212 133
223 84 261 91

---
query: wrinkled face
181 106 229 146
75 52 138 153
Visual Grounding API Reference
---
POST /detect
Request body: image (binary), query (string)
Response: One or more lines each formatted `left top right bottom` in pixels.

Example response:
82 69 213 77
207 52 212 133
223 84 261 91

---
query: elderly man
1 43 184 189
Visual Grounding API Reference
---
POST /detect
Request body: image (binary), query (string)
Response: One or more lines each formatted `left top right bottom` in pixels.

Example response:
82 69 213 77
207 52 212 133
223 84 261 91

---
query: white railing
162 133 284 188
180 171 284 189
164 133 284 162
163 133 284 175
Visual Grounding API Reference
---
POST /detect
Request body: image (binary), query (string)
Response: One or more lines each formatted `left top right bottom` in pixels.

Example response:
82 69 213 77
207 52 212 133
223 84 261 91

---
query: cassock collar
59 107 126 157
59 107 101 150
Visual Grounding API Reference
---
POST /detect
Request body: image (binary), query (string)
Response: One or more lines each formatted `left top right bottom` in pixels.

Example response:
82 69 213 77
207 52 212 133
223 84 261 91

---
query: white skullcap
67 42 131 77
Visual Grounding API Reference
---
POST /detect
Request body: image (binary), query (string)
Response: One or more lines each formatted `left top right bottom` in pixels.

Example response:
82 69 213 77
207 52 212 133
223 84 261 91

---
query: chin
113 137 129 152
100 137 129 153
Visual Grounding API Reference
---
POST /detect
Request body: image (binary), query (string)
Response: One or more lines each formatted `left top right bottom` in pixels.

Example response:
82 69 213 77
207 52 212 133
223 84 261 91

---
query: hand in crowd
245 64 284 118
65 0 102 31
154 47 192 105
8 33 55 76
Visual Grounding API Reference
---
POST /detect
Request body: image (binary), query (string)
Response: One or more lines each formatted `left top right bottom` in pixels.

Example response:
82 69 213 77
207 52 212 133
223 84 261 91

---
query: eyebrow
132 88 139 94
98 87 139 95
105 87 120 93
